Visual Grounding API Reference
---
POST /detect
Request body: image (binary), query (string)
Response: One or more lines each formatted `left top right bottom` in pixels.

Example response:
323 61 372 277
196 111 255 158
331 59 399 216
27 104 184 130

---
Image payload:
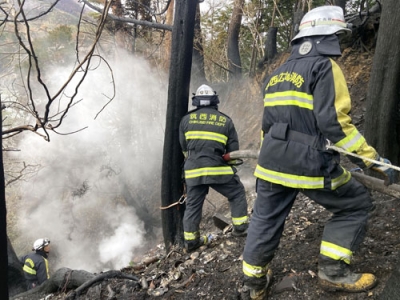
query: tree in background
0 99 8 300
191 4 207 89
227 0 245 80
365 0 400 166
161 0 198 251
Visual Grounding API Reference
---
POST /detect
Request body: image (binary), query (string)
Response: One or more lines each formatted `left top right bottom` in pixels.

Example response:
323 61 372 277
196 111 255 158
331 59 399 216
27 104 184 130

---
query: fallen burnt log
351 172 400 199
12 268 139 300
65 270 139 300
12 267 95 300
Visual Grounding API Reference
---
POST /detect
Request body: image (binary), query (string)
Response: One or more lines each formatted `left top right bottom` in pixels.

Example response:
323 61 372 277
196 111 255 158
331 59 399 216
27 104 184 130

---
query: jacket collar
289 34 342 60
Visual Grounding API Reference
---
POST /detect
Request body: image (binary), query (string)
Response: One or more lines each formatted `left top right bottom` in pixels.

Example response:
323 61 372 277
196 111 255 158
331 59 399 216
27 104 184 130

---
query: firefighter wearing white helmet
179 84 248 252
191 84 220 107
291 5 352 43
242 5 397 299
20 238 51 290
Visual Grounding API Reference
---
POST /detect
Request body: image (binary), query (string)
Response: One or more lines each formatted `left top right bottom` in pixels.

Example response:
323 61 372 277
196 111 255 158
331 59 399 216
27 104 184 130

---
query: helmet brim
292 26 351 43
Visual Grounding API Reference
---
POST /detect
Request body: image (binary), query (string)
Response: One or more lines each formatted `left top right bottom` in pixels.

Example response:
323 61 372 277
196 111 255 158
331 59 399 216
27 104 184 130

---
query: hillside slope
15 45 400 300
11 16 400 299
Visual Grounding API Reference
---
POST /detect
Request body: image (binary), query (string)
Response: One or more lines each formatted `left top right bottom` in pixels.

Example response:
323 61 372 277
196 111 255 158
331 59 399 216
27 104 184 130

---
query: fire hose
224 148 400 199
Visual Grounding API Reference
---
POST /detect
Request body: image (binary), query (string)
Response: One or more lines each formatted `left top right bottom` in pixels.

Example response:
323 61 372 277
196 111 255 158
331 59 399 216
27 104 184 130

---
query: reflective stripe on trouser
183 174 248 241
243 176 372 282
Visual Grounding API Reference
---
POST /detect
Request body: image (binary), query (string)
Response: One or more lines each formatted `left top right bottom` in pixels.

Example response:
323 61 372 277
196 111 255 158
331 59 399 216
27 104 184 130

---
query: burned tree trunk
0 99 9 299
161 0 198 251
227 0 244 81
191 4 207 89
258 27 278 69
292 8 305 40
364 0 400 166
7 237 26 297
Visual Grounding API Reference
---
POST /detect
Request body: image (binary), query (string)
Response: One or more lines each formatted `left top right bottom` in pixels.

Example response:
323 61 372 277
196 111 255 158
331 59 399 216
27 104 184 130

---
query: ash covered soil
50 187 400 300
102 49 400 299
39 47 400 299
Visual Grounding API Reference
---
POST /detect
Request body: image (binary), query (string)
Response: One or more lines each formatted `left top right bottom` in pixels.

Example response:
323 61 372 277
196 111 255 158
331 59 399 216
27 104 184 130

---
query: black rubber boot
243 269 273 300
232 223 249 237
185 235 209 252
249 269 273 300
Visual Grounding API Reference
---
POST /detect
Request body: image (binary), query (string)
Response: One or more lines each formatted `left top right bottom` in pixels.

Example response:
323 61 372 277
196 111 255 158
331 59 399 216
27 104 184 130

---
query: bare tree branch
81 0 172 31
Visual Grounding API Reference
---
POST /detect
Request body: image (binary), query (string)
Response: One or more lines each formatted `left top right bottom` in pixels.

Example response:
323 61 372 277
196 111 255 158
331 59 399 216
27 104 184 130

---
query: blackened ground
134 186 400 300
67 186 400 300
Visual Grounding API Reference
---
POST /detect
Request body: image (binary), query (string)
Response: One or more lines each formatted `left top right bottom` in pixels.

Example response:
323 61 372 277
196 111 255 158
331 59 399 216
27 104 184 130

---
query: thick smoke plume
11 50 167 272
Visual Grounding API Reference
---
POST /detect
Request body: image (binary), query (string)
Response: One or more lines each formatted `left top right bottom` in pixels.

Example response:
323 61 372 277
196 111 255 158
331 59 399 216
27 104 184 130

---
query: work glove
222 153 243 166
226 158 244 166
371 156 397 186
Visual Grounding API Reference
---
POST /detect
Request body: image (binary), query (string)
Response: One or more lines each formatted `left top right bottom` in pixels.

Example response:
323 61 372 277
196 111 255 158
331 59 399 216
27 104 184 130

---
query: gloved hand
226 158 244 166
222 153 243 166
371 156 397 186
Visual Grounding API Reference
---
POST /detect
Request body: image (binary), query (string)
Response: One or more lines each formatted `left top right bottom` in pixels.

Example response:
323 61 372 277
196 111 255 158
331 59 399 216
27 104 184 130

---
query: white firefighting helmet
192 84 219 107
33 238 50 251
292 6 351 43
195 84 216 97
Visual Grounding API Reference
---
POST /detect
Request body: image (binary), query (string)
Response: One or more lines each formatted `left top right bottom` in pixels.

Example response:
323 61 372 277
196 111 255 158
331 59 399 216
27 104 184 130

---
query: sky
9 48 168 272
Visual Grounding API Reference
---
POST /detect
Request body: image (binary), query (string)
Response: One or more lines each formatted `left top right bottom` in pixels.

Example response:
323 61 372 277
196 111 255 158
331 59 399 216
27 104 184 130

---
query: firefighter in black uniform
179 84 249 251
20 238 51 290
242 6 398 299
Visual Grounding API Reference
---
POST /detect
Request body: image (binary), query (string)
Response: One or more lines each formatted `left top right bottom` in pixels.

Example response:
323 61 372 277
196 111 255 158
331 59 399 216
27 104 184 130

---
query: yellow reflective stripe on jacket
330 59 377 167
23 258 36 275
254 165 324 189
44 258 49 279
264 91 313 110
331 168 351 190
184 231 199 241
335 129 365 153
185 166 234 179
232 215 248 226
320 241 352 264
185 131 228 145
243 261 268 278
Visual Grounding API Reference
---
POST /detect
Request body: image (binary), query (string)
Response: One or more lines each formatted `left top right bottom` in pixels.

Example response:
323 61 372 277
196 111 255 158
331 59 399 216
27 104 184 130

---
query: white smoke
10 49 167 272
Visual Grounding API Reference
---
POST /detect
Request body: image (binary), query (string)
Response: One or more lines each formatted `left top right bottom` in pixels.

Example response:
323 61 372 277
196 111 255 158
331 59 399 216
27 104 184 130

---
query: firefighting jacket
255 35 378 190
21 250 49 285
179 106 239 186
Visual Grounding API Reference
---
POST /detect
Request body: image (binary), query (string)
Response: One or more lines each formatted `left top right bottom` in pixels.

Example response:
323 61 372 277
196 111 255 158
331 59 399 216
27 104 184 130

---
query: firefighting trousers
243 176 373 287
183 174 248 242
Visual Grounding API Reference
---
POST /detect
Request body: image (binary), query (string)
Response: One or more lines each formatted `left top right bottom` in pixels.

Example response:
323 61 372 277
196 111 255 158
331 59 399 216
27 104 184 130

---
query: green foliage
48 25 74 46
199 0 375 82
201 2 233 82
32 25 76 68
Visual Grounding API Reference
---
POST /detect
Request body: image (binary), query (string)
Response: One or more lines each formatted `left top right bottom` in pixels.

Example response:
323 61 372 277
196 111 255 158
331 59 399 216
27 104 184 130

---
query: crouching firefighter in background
179 84 249 252
20 238 51 290
242 6 398 300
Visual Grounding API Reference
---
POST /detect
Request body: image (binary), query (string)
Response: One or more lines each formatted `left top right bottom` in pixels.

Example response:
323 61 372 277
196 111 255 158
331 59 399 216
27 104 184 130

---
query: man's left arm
313 58 378 169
